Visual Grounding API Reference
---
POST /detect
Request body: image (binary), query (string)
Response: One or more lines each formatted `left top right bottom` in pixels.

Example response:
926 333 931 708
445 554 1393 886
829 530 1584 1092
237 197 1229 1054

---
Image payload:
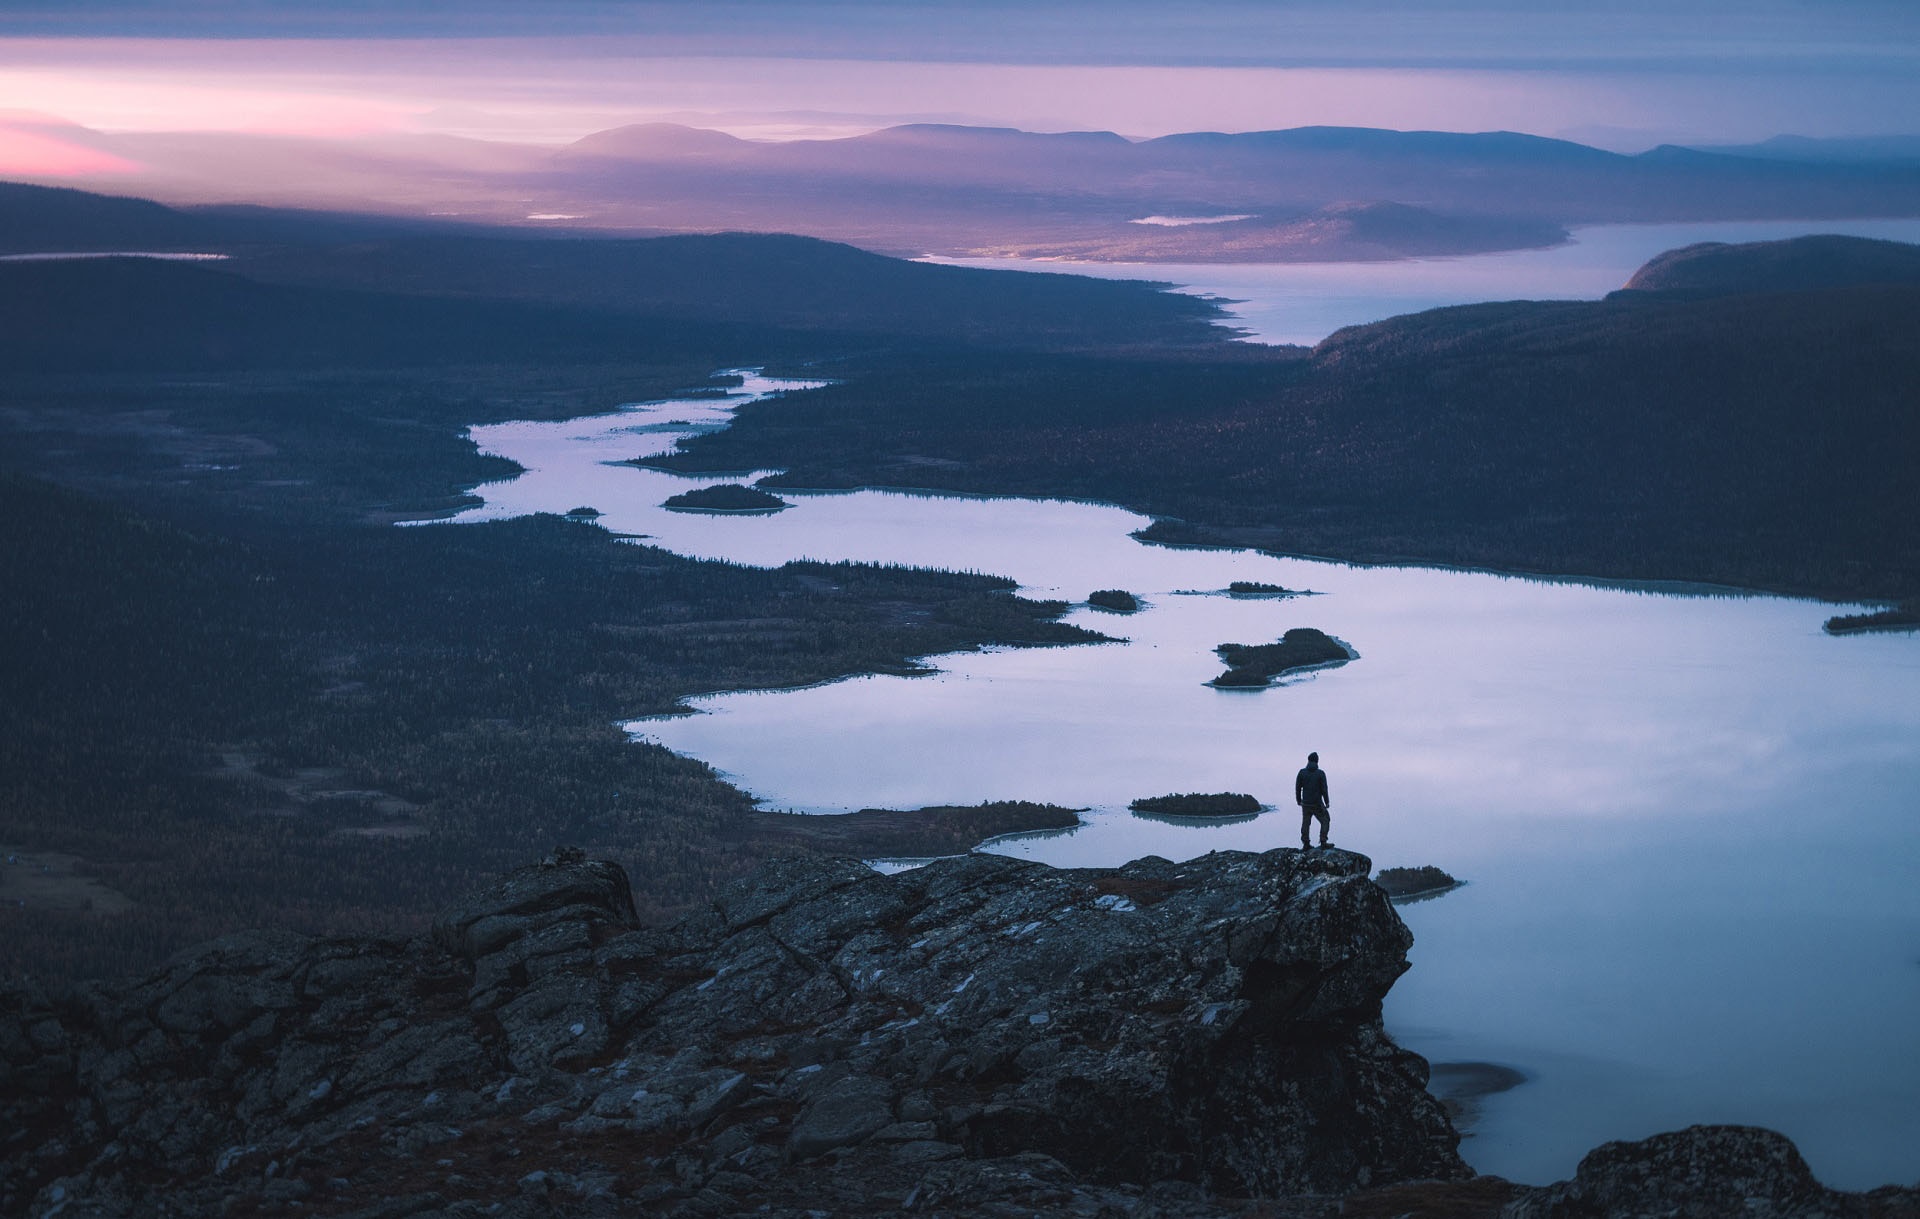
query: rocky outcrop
0 845 1458 1215
1506 1126 1920 1219
4 848 1916 1218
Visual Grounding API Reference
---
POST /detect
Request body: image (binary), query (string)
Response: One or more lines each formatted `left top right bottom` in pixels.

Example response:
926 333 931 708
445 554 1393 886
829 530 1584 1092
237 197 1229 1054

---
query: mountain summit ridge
7 848 1916 1216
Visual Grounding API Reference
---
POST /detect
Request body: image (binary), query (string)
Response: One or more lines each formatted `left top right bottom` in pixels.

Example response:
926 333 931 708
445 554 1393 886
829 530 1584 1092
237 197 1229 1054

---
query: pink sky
6 33 1919 167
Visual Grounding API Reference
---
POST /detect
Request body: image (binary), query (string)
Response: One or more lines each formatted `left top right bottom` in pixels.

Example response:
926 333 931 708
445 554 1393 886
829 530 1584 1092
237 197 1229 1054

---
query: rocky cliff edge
4 847 1915 1218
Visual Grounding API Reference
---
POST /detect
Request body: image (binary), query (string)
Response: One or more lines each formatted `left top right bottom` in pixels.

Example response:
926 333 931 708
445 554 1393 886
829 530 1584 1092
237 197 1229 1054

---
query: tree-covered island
1228 581 1302 597
1374 865 1464 901
1088 588 1141 612
1825 601 1920 633
1211 628 1353 687
662 483 790 513
1128 792 1263 816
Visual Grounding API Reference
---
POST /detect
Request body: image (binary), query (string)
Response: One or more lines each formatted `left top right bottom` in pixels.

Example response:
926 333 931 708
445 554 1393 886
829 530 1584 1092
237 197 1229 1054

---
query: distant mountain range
7 113 1920 262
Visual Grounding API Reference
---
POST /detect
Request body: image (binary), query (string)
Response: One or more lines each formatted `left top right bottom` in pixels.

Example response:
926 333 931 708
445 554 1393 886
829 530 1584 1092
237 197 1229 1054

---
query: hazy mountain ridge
1688 134 1920 166
11 114 1920 261
541 122 1920 259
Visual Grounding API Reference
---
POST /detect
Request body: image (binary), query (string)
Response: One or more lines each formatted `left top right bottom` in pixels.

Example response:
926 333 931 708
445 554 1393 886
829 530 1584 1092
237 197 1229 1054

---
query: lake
439 217 1920 1189
930 217 1920 344
439 364 1920 1191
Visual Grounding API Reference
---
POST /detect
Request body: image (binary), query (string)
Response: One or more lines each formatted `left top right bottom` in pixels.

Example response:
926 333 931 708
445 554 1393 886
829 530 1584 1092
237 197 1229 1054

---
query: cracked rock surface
4 846 1914 1218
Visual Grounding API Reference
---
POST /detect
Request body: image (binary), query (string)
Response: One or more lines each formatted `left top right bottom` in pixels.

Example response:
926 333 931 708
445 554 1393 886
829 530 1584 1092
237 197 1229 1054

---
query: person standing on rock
1296 751 1331 848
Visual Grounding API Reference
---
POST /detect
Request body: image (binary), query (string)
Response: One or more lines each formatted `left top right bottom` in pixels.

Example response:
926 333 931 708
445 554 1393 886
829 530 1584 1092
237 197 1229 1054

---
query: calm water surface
932 218 1920 344
440 370 1920 1190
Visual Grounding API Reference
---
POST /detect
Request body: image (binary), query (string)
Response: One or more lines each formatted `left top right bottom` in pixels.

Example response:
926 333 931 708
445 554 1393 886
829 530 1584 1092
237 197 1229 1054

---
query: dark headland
1825 601 1920 634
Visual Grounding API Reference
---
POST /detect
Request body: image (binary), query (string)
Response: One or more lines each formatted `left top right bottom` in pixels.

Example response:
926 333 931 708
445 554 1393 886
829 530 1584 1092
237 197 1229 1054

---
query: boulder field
3 847 1915 1217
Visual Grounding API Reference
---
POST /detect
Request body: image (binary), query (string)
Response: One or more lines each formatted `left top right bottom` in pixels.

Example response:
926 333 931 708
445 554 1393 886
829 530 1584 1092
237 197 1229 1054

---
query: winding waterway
438 368 1920 1191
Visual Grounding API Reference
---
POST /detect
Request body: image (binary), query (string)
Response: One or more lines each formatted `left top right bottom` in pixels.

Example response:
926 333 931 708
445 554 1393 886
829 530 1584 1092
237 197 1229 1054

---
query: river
435 222 1920 1190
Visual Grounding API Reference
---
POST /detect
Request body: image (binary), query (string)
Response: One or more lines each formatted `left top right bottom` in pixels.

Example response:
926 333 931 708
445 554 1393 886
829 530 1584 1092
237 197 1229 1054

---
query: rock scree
4 847 1917 1218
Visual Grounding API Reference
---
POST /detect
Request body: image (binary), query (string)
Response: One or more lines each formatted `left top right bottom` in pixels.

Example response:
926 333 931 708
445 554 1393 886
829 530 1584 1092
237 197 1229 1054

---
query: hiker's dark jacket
1295 765 1329 809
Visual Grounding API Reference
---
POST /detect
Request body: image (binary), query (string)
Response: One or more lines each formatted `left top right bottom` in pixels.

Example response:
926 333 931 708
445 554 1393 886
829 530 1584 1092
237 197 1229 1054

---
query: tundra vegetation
0 217 1197 980
4 196 1914 984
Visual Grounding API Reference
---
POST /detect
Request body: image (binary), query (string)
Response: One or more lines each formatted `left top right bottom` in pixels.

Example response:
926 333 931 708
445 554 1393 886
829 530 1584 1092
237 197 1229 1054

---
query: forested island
1825 602 1920 633
1374 865 1465 901
1211 628 1353 687
1088 588 1140 612
1229 581 1302 597
1128 792 1263 817
662 482 790 513
743 800 1080 856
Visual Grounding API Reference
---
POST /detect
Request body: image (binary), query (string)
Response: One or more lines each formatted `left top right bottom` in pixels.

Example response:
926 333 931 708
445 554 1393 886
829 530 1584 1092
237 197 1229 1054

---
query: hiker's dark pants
1300 803 1329 844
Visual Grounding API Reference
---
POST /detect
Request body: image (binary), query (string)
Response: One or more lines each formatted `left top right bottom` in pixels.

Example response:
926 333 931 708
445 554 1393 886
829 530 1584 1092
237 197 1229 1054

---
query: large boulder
432 845 639 963
1507 1125 1920 1219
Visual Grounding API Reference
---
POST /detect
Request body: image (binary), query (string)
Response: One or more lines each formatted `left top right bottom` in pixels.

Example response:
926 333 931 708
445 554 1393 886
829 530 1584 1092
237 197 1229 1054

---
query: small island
742 800 1080 857
1825 601 1919 634
1210 628 1352 688
1128 791 1262 817
661 483 790 514
1228 580 1301 597
1373 865 1464 903
563 505 601 519
1088 588 1140 613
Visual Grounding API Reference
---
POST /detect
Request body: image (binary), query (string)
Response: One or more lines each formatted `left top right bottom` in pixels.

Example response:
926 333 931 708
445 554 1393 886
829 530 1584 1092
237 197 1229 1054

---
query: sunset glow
2 31 1918 152
0 120 137 175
